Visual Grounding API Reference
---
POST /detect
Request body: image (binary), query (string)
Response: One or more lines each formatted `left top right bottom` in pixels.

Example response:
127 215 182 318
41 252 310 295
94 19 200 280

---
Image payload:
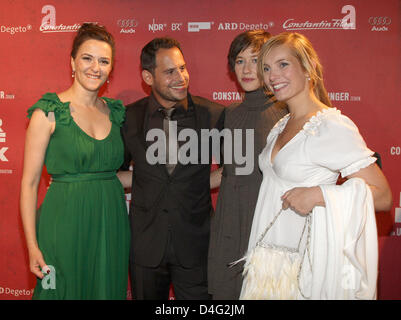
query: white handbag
240 209 312 300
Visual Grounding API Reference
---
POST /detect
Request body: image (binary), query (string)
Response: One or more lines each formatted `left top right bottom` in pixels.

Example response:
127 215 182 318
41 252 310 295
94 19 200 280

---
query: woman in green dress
20 23 130 299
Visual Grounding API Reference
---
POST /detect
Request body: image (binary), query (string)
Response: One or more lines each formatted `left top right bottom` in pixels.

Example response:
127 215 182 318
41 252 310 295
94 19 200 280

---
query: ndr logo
40 5 81 33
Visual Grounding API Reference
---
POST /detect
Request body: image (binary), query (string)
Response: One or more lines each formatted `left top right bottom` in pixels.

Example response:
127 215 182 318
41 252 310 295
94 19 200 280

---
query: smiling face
71 39 113 92
234 46 261 92
142 47 189 108
262 44 310 104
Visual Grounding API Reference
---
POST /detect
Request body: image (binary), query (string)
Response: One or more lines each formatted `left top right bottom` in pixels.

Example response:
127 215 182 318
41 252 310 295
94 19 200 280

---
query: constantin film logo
40 5 81 33
117 19 138 34
212 91 242 102
283 5 356 31
368 16 391 32
212 91 361 103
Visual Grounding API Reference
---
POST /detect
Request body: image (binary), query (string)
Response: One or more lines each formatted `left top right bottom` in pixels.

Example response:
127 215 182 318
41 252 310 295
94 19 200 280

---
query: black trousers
130 231 210 300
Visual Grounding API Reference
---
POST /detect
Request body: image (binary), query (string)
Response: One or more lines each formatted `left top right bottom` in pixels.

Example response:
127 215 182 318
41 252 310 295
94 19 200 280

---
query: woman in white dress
240 32 392 300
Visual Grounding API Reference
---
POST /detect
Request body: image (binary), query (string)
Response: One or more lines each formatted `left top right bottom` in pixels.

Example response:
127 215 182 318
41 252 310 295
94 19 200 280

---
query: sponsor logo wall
0 0 400 299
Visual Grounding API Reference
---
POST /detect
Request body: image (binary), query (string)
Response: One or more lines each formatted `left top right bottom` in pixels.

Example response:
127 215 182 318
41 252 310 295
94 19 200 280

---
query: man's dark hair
141 37 183 73
227 30 271 73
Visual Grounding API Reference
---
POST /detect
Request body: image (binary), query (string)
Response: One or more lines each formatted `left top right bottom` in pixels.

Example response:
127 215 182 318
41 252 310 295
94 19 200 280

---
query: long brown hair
257 32 332 107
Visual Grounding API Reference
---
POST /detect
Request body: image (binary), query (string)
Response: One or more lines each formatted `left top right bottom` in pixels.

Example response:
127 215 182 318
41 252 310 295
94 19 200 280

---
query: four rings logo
117 19 138 28
369 17 391 25
369 16 391 31
118 19 138 34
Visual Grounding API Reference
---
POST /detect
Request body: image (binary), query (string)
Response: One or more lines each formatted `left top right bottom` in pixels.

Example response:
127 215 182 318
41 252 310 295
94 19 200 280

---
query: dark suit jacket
121 94 225 268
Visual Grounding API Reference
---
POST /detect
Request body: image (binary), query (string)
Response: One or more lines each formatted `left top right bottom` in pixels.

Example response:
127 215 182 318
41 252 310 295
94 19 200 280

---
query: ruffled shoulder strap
103 97 126 127
302 107 340 136
27 92 71 125
270 113 290 136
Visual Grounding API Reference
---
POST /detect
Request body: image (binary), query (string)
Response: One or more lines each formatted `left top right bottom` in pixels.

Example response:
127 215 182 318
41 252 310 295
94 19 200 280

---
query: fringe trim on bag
240 246 301 300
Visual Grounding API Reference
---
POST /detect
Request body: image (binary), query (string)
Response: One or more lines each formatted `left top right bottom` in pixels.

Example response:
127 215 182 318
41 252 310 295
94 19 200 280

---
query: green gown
27 93 130 300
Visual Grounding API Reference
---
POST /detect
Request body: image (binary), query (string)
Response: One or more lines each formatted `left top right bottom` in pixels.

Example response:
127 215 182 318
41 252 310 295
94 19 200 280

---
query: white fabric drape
305 178 378 299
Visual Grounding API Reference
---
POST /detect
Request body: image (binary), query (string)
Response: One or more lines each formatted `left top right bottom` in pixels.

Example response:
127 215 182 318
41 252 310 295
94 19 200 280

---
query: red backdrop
0 0 400 299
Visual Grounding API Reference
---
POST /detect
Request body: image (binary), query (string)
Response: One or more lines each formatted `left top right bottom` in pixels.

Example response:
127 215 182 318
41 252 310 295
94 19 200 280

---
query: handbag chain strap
256 208 313 300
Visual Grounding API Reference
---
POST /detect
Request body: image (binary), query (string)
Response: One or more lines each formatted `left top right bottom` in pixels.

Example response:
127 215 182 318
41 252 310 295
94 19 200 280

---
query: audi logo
117 19 138 28
368 17 391 26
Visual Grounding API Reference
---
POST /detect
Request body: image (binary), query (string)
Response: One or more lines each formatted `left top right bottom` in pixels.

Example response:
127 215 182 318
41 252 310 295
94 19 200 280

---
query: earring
107 79 110 84
72 71 75 78
306 75 311 81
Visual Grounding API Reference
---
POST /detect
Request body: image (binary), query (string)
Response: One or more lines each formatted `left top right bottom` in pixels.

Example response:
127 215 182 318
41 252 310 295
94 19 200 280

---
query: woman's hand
281 186 325 216
117 170 133 189
28 247 48 279
210 167 223 189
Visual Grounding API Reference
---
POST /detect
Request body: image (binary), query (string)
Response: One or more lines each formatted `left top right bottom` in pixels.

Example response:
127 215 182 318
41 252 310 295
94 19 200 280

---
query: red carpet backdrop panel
0 0 400 299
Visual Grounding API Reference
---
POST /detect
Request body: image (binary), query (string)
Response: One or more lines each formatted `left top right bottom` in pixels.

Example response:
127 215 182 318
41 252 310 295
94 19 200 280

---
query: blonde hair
257 32 332 107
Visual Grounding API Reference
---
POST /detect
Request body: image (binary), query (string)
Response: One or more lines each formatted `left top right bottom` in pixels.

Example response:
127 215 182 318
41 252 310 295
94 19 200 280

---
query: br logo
41 265 56 290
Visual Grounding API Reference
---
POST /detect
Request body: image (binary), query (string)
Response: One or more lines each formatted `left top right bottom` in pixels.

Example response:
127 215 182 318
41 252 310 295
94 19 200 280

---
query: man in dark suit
120 37 225 300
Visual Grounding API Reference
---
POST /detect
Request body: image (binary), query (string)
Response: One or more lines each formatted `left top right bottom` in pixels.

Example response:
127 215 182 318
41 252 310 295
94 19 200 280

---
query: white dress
244 107 377 299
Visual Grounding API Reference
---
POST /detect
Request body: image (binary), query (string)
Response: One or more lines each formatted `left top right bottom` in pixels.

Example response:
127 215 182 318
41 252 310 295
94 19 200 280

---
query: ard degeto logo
1 24 32 35
369 16 391 32
118 19 138 34
217 22 274 31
